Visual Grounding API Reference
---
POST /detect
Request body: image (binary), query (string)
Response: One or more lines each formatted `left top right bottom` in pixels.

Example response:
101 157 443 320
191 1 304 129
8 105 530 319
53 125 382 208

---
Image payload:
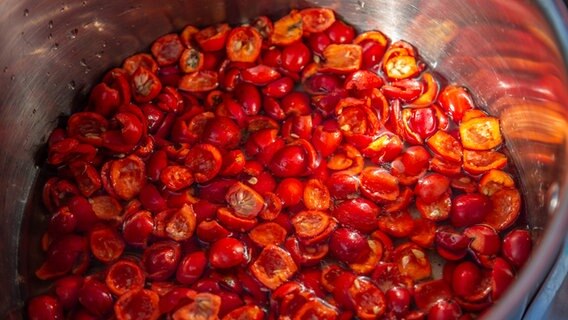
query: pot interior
0 0 567 319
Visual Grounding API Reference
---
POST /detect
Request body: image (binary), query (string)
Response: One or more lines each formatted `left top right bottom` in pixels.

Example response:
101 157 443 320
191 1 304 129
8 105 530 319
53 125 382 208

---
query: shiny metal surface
0 0 566 319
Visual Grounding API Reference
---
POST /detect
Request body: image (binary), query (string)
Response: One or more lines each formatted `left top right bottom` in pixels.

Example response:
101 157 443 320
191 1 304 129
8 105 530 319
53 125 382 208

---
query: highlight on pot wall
0 0 566 319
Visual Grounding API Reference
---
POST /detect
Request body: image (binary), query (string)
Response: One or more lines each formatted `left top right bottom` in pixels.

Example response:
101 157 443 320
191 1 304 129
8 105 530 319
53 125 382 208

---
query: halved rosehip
281 41 311 73
47 138 94 166
378 210 415 238
179 47 204 73
430 156 462 177
348 239 383 275
250 245 298 289
482 188 521 231
123 53 158 76
502 229 532 268
209 237 247 269
217 207 258 232
258 192 282 221
321 264 346 293
344 70 384 91
300 8 336 33
151 33 184 66
78 279 114 317
249 222 287 247
360 167 400 203
131 66 162 103
294 299 339 320
179 70 219 92
329 228 370 264
326 20 355 44
463 150 507 175
413 279 452 311
332 272 357 309
241 64 281 86
69 161 102 197
450 193 491 228
382 78 423 102
349 277 387 319
386 286 411 315
87 195 122 222
234 82 262 116
153 204 196 241
222 305 264 320
122 210 154 247
333 198 380 233
479 169 515 196
410 73 439 107
302 178 331 211
26 296 62 320
363 134 403 163
452 261 482 298
392 243 432 281
463 224 501 257
383 187 414 213
459 116 502 150
415 173 450 204
271 10 303 45
251 16 273 43
336 100 380 139
291 210 334 244
180 24 199 47
109 155 146 201
438 85 475 123
427 130 463 163
105 259 145 296
185 143 222 183
226 26 262 63
142 241 181 281
196 220 231 243
416 191 452 221
435 228 470 261
285 236 329 267
35 234 89 280
225 182 264 219
269 145 307 177
322 44 362 73
428 299 462 320
67 112 108 147
263 77 294 98
172 293 222 320
158 287 195 315
89 225 125 263
410 218 436 248
326 172 360 200
491 258 515 300
175 251 207 285
371 262 413 293
195 23 231 51
160 165 194 191
382 41 421 80
53 275 83 310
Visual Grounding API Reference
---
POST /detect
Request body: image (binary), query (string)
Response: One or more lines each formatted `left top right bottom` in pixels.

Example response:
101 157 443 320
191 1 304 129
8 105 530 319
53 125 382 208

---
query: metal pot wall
0 0 567 319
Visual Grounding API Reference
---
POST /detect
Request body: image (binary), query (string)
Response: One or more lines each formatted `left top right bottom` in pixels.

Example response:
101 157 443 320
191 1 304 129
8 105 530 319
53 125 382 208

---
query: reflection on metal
0 0 567 319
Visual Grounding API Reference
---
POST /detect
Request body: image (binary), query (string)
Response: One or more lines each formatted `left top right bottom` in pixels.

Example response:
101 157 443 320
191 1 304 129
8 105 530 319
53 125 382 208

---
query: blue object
524 237 568 319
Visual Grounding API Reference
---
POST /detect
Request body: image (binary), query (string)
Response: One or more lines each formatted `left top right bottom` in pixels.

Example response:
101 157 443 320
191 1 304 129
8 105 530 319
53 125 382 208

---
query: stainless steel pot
1 0 567 319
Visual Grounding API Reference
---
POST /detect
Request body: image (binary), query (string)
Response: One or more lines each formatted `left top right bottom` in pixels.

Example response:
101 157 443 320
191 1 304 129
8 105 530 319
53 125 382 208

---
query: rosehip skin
329 228 371 263
450 193 490 228
209 237 247 269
